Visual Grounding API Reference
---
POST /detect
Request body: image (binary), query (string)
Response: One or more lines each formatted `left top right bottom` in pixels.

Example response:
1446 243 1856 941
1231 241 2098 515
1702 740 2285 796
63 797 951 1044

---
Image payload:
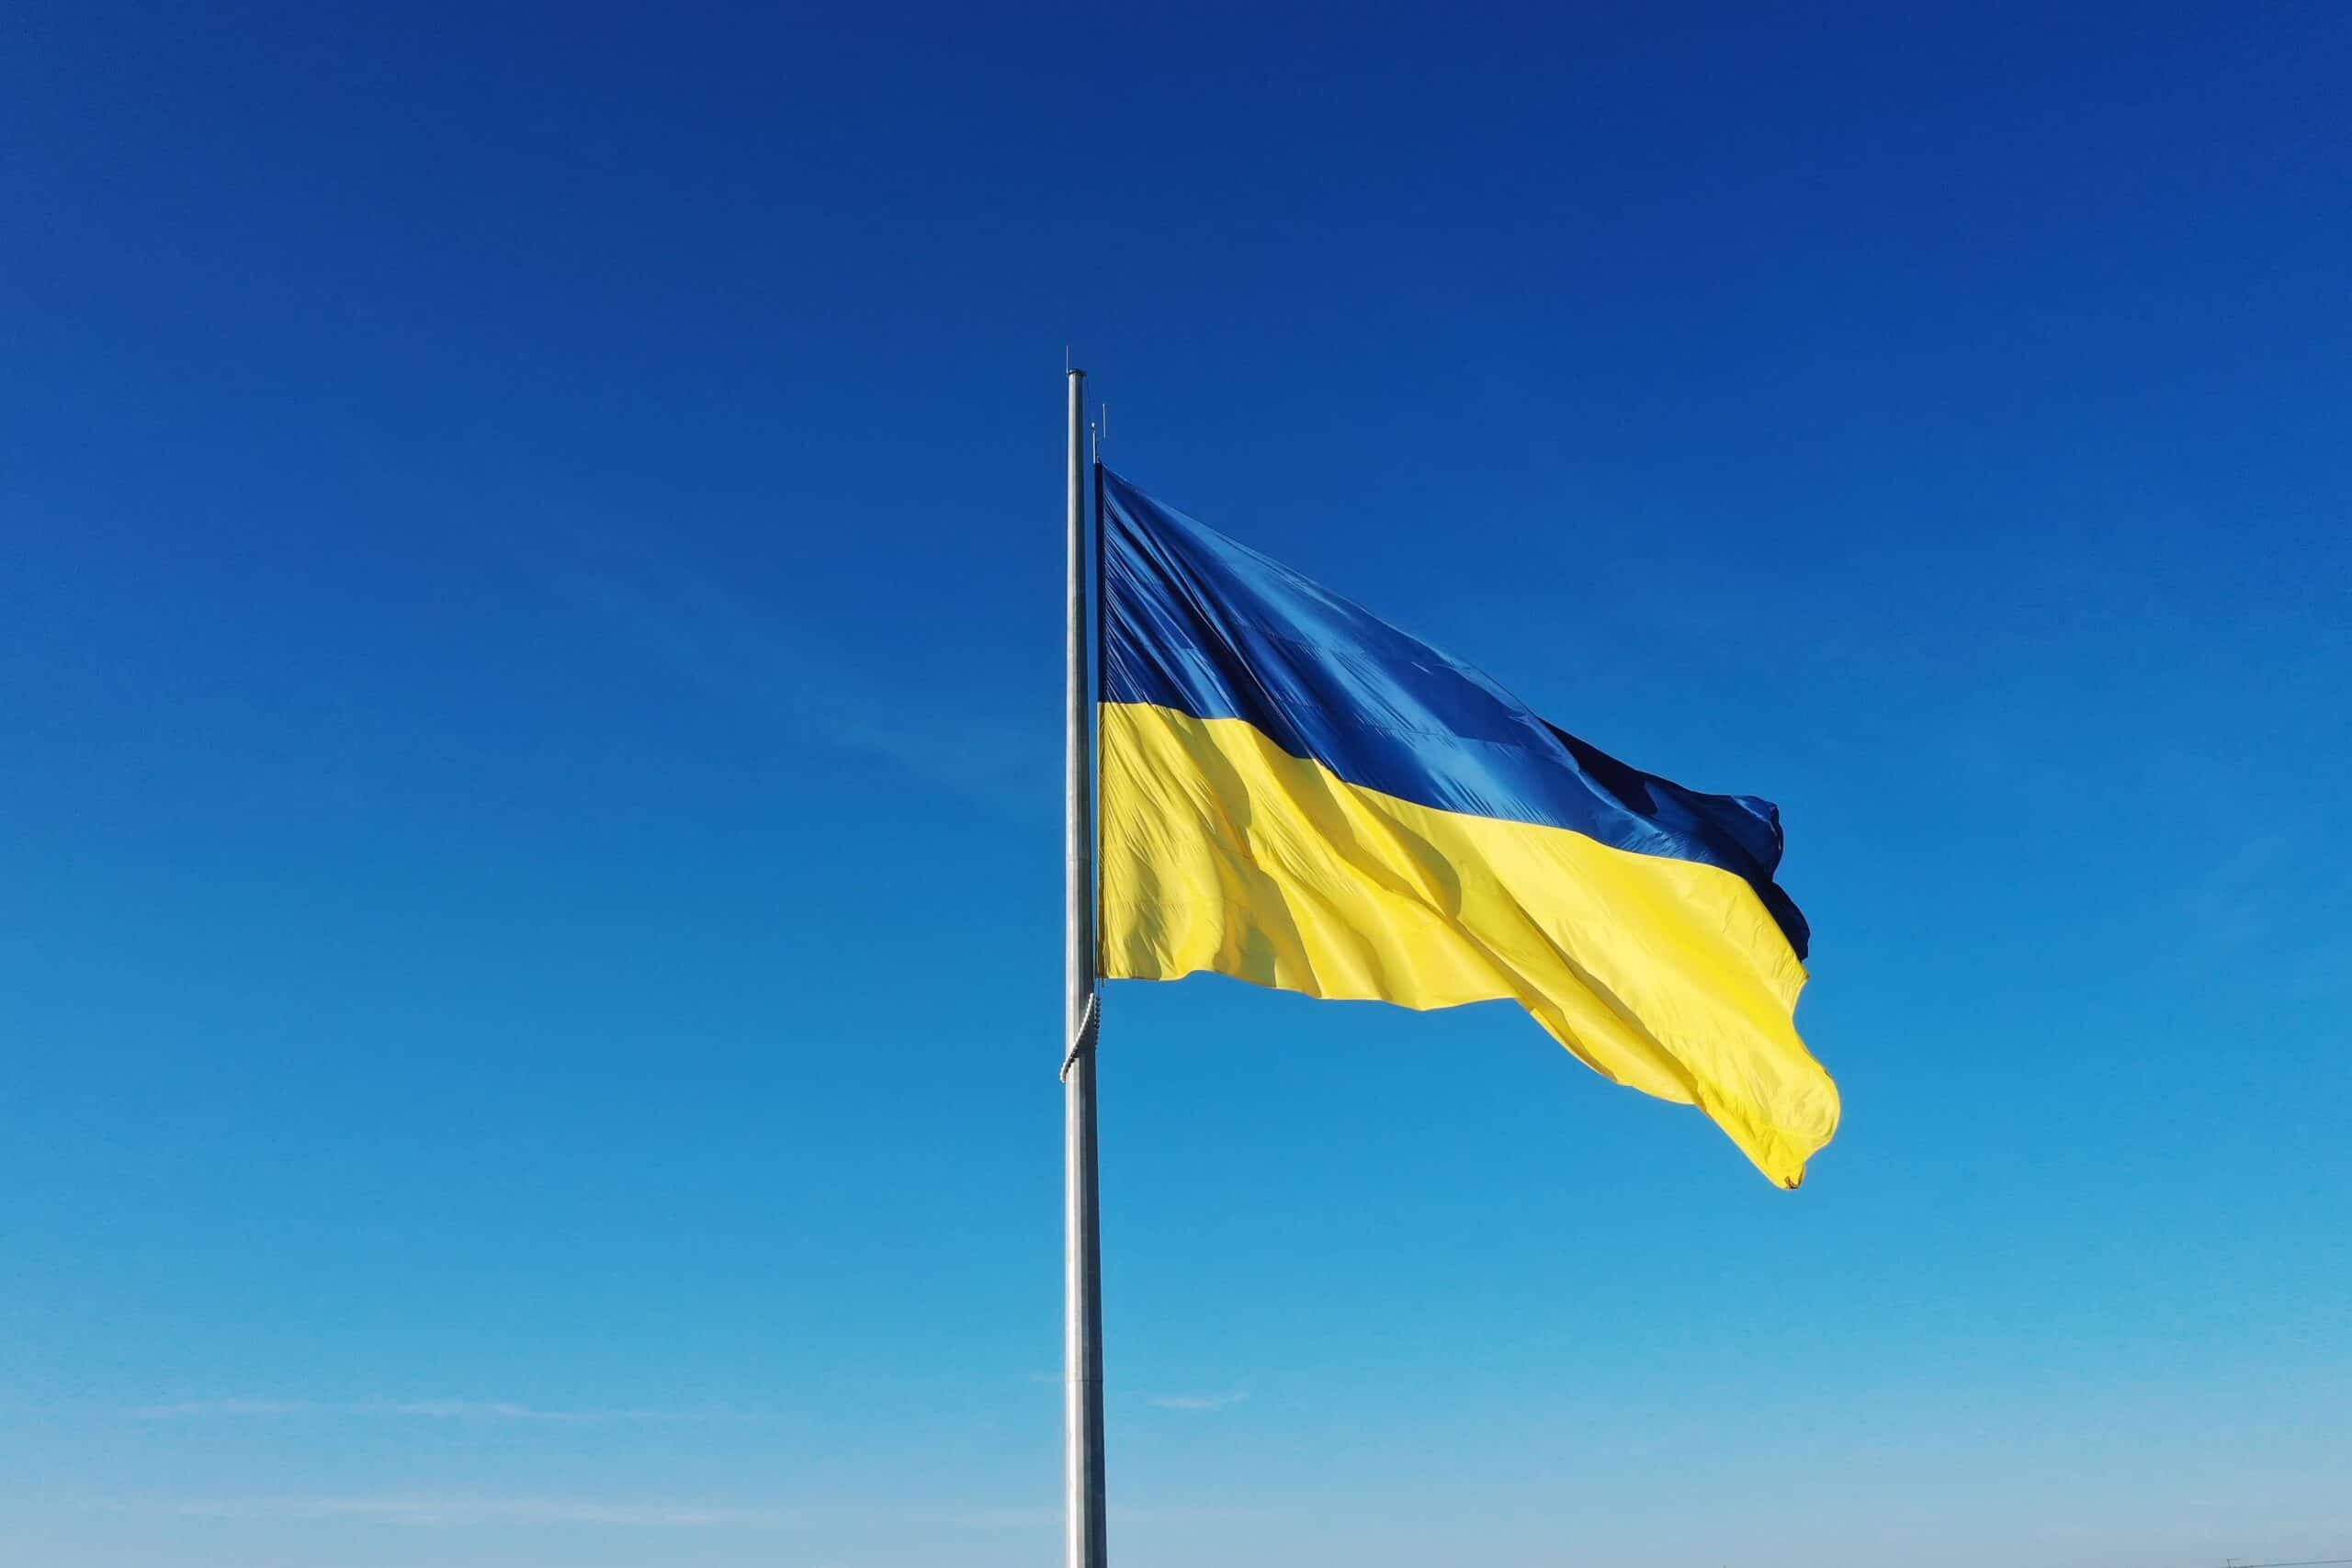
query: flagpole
1063 367 1109 1568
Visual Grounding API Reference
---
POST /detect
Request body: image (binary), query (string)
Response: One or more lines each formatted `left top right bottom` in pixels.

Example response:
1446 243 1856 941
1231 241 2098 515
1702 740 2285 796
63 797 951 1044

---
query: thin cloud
951 1503 1273 1529
1147 1391 1250 1412
128 1398 743 1423
527 525 1050 821
141 1495 791 1527
108 1494 1258 1533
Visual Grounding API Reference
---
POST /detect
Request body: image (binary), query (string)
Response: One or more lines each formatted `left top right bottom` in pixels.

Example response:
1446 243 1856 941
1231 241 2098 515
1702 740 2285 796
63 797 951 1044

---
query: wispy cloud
101 1492 1261 1535
528 525 1051 820
137 1495 791 1527
2169 829 2352 995
2176 830 2290 959
129 1398 745 1423
951 1503 1273 1529
1147 1391 1250 1412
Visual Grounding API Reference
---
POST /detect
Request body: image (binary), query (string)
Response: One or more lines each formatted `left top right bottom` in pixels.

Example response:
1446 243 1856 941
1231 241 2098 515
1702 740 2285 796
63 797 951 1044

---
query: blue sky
3 2 2346 1565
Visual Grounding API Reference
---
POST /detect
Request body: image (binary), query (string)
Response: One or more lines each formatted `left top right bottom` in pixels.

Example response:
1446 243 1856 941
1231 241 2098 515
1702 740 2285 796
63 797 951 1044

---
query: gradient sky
4 4 2348 1566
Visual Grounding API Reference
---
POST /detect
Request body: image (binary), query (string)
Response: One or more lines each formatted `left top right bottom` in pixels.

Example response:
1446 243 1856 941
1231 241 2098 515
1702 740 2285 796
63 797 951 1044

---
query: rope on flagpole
1060 991 1099 1082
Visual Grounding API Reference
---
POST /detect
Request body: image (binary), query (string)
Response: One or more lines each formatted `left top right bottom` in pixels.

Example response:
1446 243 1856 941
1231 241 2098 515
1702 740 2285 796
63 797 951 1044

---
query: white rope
1059 991 1100 1081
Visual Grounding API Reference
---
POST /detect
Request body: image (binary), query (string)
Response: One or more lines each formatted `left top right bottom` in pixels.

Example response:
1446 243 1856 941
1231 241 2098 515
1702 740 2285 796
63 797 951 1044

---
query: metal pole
1063 367 1108 1568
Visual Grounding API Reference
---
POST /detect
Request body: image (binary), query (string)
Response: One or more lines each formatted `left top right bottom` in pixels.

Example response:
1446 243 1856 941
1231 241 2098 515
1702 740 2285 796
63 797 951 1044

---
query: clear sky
3 4 2346 1566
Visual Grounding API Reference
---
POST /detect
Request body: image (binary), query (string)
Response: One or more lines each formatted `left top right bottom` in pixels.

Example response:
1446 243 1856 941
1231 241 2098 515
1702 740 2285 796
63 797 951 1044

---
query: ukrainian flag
1097 469 1838 1188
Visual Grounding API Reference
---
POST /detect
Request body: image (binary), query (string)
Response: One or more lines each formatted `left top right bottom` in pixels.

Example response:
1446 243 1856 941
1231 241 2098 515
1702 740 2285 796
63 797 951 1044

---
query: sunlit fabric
1097 468 1839 1187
